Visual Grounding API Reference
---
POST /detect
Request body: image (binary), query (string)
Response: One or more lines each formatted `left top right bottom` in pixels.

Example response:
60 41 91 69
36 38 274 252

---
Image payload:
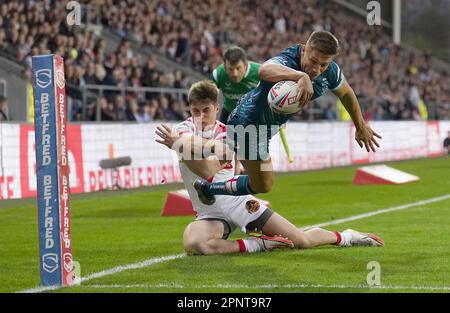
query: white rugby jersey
173 118 248 215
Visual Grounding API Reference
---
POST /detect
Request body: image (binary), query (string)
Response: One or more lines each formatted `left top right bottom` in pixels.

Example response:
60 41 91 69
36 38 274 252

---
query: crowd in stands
0 0 191 122
0 0 449 122
97 0 449 121
0 96 8 121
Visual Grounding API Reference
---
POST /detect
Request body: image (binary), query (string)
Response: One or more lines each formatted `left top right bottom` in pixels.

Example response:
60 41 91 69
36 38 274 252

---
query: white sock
336 231 352 247
239 239 264 253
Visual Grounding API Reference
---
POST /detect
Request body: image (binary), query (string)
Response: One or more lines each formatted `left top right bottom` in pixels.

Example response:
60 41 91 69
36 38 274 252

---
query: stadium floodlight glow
32 54 74 287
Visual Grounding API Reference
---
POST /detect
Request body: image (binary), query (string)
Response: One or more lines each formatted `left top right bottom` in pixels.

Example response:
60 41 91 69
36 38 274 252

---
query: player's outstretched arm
333 81 382 152
259 62 306 82
155 124 231 158
182 159 224 180
155 124 233 179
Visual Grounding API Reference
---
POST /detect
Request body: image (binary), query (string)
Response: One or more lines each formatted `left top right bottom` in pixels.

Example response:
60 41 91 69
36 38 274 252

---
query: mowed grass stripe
59 200 449 293
2 157 448 293
20 199 450 293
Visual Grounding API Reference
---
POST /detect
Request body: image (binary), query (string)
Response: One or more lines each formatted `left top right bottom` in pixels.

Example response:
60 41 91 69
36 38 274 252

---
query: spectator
406 80 421 109
102 67 124 101
94 0 448 120
0 28 7 50
373 104 385 121
141 56 159 86
98 97 116 121
113 95 128 121
94 53 107 82
444 131 450 155
0 96 9 121
173 70 187 89
148 106 158 121
155 96 181 121
84 62 99 85
0 0 448 122
171 100 189 120
175 31 191 66
136 104 152 123
129 67 144 101
125 96 139 121
322 103 337 120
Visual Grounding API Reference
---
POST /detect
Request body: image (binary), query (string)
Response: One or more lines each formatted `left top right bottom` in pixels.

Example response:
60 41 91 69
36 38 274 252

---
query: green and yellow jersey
209 61 261 113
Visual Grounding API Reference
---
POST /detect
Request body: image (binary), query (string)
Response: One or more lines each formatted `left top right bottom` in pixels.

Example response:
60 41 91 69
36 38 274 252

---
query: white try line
300 193 450 231
18 193 450 293
18 254 186 293
79 283 450 292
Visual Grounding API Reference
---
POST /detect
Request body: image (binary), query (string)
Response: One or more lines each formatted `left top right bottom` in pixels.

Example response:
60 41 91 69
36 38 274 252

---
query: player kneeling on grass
155 80 384 255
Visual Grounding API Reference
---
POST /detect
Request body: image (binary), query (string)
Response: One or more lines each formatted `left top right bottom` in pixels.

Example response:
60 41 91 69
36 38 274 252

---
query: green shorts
226 107 280 161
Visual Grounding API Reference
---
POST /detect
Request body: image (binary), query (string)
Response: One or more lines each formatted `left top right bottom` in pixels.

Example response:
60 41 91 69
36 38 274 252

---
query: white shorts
195 196 274 239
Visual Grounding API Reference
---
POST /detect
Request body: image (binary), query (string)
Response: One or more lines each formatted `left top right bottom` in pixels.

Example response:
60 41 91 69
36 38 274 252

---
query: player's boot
193 178 216 205
340 229 384 247
249 233 294 250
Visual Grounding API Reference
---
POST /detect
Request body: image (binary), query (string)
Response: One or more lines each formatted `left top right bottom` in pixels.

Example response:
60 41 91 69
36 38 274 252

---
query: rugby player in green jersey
211 47 294 170
210 46 261 123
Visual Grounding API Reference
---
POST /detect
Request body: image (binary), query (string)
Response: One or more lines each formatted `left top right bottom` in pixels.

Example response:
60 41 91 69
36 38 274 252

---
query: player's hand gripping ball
267 80 304 114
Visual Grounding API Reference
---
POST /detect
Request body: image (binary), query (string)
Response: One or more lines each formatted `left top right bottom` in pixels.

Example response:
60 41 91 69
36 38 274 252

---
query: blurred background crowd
0 0 448 122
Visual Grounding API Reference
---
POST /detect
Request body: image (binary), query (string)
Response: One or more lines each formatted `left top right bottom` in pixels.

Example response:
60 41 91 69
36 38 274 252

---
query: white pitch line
87 283 185 289
80 253 185 283
300 194 450 231
18 254 186 293
80 283 450 292
17 285 62 294
18 193 450 293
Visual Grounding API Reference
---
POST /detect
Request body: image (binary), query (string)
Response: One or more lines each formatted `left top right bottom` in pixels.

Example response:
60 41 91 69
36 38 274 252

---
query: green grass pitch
1 156 449 293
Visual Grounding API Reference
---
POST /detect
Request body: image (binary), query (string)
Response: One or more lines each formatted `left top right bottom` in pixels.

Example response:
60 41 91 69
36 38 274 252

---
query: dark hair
307 31 340 56
223 46 247 64
188 80 218 105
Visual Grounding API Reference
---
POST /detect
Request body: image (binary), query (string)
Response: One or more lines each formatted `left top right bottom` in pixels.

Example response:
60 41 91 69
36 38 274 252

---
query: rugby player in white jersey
155 80 384 255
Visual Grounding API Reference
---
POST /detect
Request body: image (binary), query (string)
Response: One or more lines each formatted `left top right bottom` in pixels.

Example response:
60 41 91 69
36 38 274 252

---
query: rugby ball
267 80 301 114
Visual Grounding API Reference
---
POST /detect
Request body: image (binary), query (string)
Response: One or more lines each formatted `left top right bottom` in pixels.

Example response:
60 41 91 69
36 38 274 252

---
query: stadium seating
95 0 448 120
0 0 448 121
